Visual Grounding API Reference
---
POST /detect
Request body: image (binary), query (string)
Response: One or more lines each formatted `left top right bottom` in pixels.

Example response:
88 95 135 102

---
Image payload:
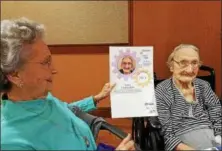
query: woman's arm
203 82 222 137
68 83 115 112
156 86 181 150
156 85 194 151
68 96 96 112
48 83 115 112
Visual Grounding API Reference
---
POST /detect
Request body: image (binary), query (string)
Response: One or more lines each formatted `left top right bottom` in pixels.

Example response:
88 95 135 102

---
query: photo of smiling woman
119 56 135 75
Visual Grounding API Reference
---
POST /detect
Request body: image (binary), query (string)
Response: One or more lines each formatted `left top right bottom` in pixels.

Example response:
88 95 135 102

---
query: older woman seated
156 44 221 150
0 17 135 150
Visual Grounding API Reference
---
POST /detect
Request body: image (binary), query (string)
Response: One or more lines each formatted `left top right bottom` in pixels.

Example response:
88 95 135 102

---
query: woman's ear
167 62 174 72
6 72 23 88
170 66 174 72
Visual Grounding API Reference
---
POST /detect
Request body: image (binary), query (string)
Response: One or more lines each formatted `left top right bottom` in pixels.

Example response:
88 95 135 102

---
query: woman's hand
116 134 135 150
93 83 115 103
175 143 195 151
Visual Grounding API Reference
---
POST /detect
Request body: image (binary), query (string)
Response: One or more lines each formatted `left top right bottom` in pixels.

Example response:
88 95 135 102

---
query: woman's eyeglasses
173 59 202 69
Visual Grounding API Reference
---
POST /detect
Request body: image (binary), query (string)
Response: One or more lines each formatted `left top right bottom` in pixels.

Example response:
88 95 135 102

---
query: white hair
0 17 45 91
166 44 200 68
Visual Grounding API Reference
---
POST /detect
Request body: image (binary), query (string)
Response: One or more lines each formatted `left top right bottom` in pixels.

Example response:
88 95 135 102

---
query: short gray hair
166 44 200 68
0 17 45 91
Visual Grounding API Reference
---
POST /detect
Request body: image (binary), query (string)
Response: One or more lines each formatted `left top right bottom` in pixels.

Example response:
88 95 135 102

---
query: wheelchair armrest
146 116 162 129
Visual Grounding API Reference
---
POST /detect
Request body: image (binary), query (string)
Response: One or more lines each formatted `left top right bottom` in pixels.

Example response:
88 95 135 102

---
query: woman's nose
50 63 57 74
185 64 193 72
52 69 57 74
126 64 131 68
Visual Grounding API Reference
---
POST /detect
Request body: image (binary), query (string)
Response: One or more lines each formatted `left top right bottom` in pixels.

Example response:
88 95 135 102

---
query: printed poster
109 46 158 118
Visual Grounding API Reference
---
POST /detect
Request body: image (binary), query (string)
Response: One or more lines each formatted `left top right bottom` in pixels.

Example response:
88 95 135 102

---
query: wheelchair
72 65 220 151
132 65 220 151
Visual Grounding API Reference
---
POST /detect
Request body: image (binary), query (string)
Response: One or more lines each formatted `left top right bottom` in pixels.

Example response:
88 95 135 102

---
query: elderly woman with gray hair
0 18 135 150
155 44 221 150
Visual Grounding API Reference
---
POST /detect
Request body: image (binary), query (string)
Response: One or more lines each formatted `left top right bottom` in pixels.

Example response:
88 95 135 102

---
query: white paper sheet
109 46 158 118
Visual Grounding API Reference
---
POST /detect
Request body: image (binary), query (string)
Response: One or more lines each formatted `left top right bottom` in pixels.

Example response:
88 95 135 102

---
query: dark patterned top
155 78 222 151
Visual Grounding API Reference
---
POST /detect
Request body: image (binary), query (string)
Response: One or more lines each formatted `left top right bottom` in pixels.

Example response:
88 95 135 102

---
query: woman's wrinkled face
121 57 133 74
17 38 57 97
171 48 200 83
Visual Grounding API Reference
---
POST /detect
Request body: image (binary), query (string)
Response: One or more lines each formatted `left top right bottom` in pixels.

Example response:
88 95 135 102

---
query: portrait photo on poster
118 55 136 75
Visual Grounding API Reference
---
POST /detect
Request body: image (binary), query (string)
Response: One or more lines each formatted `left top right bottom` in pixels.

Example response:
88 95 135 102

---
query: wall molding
49 43 129 54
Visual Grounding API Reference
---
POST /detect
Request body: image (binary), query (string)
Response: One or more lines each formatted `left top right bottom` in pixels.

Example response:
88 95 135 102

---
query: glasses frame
173 59 202 69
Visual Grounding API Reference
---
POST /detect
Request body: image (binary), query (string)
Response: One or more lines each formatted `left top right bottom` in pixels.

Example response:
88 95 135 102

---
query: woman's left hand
93 83 116 102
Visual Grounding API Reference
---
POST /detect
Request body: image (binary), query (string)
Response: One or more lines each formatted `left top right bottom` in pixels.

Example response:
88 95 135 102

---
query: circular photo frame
111 49 141 80
117 55 136 75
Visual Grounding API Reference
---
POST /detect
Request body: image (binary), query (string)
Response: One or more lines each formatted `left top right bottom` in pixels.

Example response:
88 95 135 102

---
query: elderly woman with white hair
155 44 221 150
0 18 135 150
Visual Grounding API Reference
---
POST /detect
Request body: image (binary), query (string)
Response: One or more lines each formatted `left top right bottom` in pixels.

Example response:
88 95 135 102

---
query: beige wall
1 1 128 44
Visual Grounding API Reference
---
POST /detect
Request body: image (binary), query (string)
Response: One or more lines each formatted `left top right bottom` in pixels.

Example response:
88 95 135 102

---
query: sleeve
203 82 222 136
156 85 182 151
68 96 97 112
47 92 97 112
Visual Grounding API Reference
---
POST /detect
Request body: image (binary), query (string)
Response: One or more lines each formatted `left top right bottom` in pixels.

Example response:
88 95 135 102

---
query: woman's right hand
175 143 195 151
115 134 135 150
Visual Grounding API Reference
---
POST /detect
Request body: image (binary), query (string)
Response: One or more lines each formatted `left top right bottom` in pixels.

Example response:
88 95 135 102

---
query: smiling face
9 38 57 98
171 47 200 83
121 56 134 74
